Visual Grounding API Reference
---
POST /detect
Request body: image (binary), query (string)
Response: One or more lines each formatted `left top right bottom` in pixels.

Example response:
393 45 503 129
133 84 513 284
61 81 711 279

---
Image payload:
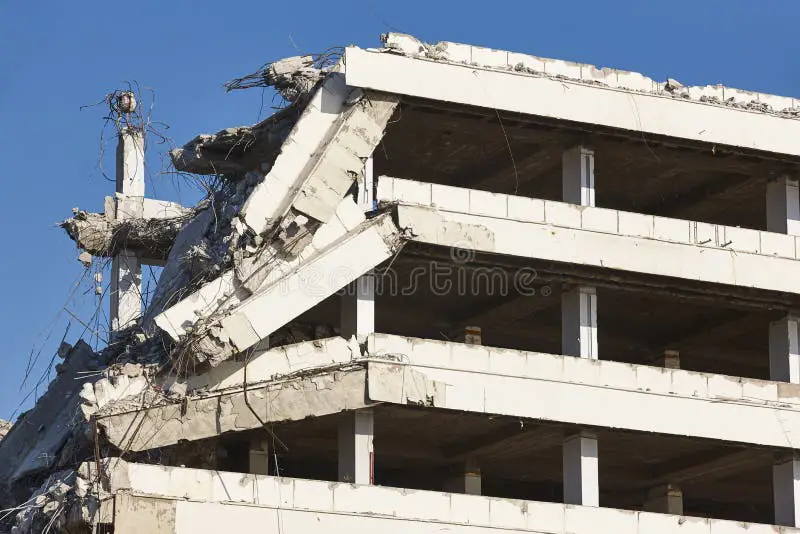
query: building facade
3 33 800 533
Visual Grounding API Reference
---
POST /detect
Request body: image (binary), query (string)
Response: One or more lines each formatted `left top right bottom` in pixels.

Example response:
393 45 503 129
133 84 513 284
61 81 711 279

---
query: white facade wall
107 461 800 534
376 176 800 295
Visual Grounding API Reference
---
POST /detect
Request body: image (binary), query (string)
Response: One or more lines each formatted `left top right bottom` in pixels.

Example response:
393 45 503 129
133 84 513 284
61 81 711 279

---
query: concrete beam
239 71 398 237
99 332 800 453
98 366 374 452
154 197 366 342
367 334 800 449
345 46 800 157
97 459 800 534
379 177 800 296
182 214 401 366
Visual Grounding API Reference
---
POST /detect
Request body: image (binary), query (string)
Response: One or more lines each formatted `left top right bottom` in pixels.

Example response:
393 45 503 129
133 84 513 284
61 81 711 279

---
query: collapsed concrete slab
98 365 372 451
237 72 399 240
170 107 298 175
160 213 402 366
0 420 10 441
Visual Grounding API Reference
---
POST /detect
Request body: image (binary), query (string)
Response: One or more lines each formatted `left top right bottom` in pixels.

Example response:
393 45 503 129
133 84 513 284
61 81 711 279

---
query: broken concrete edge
0 420 10 442
169 105 299 176
154 196 368 342
163 213 403 367
60 209 190 260
377 33 800 116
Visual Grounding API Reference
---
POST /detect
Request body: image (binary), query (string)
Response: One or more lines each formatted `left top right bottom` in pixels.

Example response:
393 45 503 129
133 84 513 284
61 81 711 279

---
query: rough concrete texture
0 341 96 508
379 33 799 115
170 106 298 175
180 214 402 367
0 420 10 442
98 365 373 451
61 207 189 261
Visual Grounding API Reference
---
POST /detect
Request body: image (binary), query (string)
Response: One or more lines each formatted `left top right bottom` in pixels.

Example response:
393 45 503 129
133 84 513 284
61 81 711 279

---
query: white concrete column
561 286 598 359
767 175 800 235
562 147 598 361
774 456 800 527
248 438 270 476
338 410 374 485
341 273 375 342
111 128 145 334
644 484 683 515
110 251 142 332
562 146 595 207
445 458 482 495
563 432 599 507
659 349 680 369
770 316 800 384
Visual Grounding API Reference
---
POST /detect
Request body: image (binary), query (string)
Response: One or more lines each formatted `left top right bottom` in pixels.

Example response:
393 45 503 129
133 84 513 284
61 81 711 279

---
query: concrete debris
225 54 330 104
76 251 92 266
169 106 298 175
0 420 11 442
0 341 96 508
61 208 189 261
378 32 800 116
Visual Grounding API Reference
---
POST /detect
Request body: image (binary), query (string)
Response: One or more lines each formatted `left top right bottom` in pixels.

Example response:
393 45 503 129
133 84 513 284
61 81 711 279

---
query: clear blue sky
0 0 797 420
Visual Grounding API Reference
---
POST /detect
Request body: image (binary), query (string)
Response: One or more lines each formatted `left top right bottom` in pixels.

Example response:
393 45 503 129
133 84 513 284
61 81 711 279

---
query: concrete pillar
563 432 599 506
341 273 375 342
767 175 800 235
338 410 374 485
110 251 142 332
770 316 800 383
110 128 145 335
644 484 683 515
774 456 800 527
562 146 595 207
562 286 598 359
658 349 680 369
445 458 482 495
248 439 270 476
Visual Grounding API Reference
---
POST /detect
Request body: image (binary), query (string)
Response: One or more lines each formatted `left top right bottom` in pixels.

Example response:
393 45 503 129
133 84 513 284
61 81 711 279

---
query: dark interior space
178 407 778 525
375 98 800 232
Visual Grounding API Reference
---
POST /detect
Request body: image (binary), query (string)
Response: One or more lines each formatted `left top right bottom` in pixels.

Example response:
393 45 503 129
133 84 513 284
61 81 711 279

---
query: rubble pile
1 46 401 533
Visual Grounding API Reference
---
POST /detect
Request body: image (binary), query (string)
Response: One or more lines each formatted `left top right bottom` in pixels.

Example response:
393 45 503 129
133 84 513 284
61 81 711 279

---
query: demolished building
4 32 800 532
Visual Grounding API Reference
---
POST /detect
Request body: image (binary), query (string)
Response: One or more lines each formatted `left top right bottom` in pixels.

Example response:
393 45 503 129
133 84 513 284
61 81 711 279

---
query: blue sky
0 0 797 420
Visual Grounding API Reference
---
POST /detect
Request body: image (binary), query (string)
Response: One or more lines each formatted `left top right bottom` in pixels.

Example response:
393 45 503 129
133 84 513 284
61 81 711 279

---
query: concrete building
3 33 800 533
